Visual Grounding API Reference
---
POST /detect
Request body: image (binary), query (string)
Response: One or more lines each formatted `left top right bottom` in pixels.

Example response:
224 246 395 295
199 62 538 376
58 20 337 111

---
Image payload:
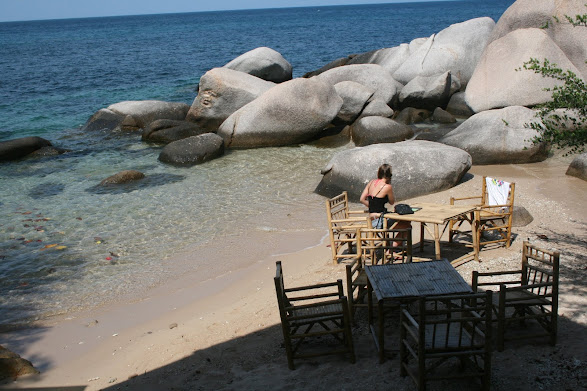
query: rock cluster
3 0 584 190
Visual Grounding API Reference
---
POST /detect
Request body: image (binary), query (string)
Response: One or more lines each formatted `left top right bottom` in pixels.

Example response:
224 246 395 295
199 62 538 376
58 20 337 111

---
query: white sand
2 154 586 390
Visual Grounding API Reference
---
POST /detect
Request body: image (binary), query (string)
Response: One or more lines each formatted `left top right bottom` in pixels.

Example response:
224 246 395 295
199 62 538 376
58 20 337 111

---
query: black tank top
368 195 389 213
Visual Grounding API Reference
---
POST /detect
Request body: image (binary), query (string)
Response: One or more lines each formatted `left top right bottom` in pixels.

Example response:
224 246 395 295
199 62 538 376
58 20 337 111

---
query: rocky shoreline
1 0 585 189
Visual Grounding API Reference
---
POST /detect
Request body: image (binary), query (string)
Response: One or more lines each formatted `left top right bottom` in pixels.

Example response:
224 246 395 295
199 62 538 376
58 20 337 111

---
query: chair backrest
482 176 515 208
326 191 350 223
413 291 492 352
274 261 289 319
521 241 560 296
359 224 412 265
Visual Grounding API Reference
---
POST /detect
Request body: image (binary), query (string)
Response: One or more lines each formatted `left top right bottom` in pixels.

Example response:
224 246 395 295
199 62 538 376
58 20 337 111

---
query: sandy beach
2 152 586 391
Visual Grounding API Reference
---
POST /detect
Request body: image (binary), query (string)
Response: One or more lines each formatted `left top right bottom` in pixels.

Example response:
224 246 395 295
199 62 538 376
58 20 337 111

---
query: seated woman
359 163 411 245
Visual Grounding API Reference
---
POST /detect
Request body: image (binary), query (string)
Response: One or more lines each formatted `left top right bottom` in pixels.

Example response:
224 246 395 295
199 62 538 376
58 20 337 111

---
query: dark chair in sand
472 241 560 351
325 191 368 264
345 224 412 319
274 261 355 370
399 291 493 391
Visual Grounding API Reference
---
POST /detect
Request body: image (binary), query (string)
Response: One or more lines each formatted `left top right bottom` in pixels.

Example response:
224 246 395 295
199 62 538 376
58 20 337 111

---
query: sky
0 0 446 22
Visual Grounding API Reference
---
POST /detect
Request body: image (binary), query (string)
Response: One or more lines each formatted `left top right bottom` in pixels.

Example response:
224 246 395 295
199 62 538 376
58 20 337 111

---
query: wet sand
1 154 586 390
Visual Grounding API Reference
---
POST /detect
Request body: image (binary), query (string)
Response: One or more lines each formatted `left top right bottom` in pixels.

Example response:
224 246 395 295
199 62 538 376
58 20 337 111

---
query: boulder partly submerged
83 100 190 132
142 119 208 144
218 77 343 148
0 136 52 162
99 170 145 186
158 133 224 166
315 140 472 201
440 106 549 165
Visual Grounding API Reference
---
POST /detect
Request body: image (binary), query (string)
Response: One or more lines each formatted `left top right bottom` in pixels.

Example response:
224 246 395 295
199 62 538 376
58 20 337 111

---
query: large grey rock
357 99 394 120
392 17 495 86
315 64 403 105
566 153 587 181
333 81 375 123
348 38 428 75
158 133 224 166
489 0 587 79
315 140 472 201
0 137 52 162
99 170 145 186
218 78 343 148
399 71 460 110
185 68 275 131
142 119 208 144
352 116 414 147
84 101 190 132
223 47 293 83
446 91 474 117
440 106 549 164
465 28 582 113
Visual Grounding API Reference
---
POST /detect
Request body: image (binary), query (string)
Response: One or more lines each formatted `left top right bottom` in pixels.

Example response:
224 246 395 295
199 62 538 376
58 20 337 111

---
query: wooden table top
365 260 472 301
384 202 476 224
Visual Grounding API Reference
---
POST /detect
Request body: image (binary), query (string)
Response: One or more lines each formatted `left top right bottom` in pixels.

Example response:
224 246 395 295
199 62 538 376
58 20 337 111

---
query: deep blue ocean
0 0 515 328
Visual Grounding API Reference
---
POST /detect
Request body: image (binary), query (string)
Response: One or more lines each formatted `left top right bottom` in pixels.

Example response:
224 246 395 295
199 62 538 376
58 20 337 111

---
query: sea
0 0 515 328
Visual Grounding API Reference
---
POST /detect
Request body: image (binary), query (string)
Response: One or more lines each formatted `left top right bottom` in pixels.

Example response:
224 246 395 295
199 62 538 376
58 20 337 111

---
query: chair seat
289 303 345 325
350 271 368 287
500 290 552 307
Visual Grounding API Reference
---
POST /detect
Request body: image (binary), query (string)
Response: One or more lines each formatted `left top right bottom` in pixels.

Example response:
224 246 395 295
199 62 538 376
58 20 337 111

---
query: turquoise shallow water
0 0 515 327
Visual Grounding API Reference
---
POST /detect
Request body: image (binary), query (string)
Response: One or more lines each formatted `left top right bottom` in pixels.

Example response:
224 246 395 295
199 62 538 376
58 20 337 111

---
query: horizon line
0 0 458 24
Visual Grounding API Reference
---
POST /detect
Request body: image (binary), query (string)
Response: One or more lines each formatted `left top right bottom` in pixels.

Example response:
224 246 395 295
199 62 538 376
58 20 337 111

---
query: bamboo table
385 202 478 265
365 260 473 363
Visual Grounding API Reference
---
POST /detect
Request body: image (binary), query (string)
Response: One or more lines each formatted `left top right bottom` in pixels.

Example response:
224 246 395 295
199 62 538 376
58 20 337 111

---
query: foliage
520 59 586 154
521 8 587 155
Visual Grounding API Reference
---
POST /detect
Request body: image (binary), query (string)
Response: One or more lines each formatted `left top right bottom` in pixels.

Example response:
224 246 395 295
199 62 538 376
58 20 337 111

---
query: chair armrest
473 270 523 291
331 217 368 223
451 195 482 204
475 270 522 277
348 209 368 215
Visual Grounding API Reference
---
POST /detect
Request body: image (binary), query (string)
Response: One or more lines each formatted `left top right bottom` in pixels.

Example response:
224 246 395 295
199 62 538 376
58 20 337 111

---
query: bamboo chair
274 261 355 370
346 223 412 319
326 191 368 264
472 241 560 351
399 291 493 391
449 176 515 252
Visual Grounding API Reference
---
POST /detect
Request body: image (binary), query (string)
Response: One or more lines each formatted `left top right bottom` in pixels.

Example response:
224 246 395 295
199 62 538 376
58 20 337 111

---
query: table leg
378 299 385 363
471 211 479 262
419 223 425 252
434 223 441 260
367 280 373 325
